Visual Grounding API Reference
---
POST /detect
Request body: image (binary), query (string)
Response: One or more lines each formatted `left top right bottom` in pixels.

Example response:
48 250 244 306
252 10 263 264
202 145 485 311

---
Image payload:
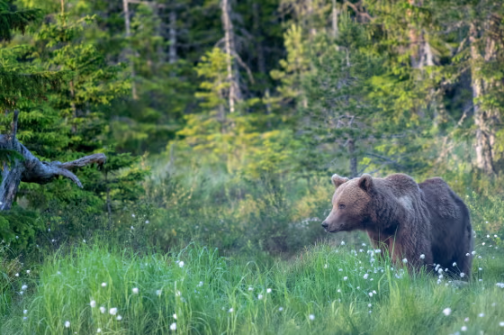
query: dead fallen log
0 110 106 210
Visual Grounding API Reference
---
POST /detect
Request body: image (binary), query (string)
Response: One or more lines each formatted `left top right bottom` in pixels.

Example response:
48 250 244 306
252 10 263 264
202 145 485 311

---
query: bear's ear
331 174 348 189
358 174 374 192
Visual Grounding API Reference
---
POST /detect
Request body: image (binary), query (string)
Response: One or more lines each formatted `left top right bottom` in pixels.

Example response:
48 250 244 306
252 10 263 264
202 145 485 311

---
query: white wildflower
258 294 263 300
267 288 272 293
228 308 234 313
64 321 70 328
170 323 177 331
109 308 117 315
402 258 408 264
145 220 149 224
117 315 122 321
324 264 328 269
461 326 467 332
21 284 27 290
26 270 30 274
173 314 177 320
131 214 135 218
90 300 96 308
443 308 452 316
175 290 181 297
464 318 469 322
178 261 184 268
198 281 204 287
99 307 106 314
368 304 372 308
132 287 139 294
369 292 373 297
309 314 315 321
460 272 465 278
101 282 107 287
15 273 19 277
471 251 476 255
341 241 345 246
279 307 284 312
363 274 369 280
466 253 470 256
478 313 484 317
248 286 253 291
499 322 504 327
156 290 162 296
23 309 28 315
97 328 102 333
420 254 425 259
453 262 457 267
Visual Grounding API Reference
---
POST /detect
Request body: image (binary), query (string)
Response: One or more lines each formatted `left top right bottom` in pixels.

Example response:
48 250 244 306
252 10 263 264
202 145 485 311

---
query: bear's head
321 174 374 232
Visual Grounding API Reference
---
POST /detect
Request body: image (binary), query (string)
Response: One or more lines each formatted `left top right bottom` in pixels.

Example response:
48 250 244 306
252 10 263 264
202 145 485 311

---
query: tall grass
2 238 504 335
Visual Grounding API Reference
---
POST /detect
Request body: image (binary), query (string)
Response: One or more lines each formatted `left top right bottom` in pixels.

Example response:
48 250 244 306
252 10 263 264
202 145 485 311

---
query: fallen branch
0 110 106 210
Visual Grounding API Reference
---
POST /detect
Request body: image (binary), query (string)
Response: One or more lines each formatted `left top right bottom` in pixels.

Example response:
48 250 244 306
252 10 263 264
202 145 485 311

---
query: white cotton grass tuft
117 315 122 321
443 308 452 316
478 313 485 317
363 274 369 280
23 309 28 315
461 326 467 332
420 254 425 260
178 261 185 268
170 323 177 331
101 282 107 287
173 314 177 320
198 281 204 287
343 276 348 281
309 314 315 321
402 258 408 263
109 308 117 315
267 288 272 293
99 306 106 314
258 294 263 300
460 273 465 278
228 308 234 313
97 328 102 333
499 322 504 327
64 321 70 328
132 287 139 294
279 307 284 312
90 300 96 308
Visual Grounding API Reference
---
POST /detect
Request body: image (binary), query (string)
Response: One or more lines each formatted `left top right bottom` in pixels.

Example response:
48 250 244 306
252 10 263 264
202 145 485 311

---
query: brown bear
321 173 473 278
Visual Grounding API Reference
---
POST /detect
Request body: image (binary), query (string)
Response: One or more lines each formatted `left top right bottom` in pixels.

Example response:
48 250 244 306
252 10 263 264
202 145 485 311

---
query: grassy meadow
1 235 504 334
2 171 504 335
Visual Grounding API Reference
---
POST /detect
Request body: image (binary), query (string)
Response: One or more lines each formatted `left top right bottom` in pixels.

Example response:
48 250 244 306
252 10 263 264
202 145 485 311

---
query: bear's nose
321 222 328 228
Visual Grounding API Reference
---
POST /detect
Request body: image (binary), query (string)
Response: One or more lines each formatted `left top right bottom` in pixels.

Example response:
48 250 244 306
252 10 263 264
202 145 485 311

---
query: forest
2 0 504 334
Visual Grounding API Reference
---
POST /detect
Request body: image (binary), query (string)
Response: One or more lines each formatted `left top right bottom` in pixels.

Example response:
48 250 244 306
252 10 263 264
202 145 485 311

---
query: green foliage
2 240 504 334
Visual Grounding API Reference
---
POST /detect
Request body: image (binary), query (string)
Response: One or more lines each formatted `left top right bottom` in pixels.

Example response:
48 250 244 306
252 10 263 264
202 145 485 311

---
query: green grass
2 238 504 335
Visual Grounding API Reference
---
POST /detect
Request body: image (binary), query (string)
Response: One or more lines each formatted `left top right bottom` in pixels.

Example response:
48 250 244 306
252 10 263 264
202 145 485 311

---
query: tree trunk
123 0 138 100
332 0 338 39
169 11 177 64
221 0 241 114
469 22 496 175
348 138 357 178
0 111 106 210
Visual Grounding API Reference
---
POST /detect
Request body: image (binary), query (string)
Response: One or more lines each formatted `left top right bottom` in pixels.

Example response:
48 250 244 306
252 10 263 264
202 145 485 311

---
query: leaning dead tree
0 110 106 211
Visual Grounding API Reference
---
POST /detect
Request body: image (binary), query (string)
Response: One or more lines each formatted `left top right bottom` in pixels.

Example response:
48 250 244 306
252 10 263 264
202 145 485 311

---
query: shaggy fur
322 173 473 277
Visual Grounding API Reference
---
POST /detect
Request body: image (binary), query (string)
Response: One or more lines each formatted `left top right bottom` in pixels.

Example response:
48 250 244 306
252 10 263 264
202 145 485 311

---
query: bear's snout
321 221 329 229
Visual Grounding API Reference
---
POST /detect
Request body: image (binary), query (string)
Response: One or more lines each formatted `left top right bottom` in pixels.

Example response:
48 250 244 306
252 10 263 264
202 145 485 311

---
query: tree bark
123 0 138 100
169 11 177 64
221 0 241 114
0 110 106 210
469 22 496 175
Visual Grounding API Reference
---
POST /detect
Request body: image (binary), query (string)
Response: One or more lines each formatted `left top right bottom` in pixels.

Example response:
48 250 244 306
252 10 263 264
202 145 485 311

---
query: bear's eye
338 204 346 210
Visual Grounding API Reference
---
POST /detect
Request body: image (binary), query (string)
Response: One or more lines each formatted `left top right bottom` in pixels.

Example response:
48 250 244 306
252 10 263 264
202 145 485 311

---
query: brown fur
322 173 473 277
